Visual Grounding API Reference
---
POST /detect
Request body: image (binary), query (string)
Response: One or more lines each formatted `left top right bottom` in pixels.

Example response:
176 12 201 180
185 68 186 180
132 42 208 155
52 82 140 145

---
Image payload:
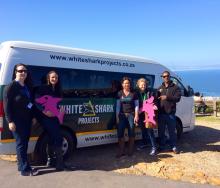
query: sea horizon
175 69 220 97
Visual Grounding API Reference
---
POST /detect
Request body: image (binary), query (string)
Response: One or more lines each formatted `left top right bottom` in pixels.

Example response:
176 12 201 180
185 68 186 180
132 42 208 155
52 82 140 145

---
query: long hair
12 63 33 90
121 76 133 91
46 70 62 96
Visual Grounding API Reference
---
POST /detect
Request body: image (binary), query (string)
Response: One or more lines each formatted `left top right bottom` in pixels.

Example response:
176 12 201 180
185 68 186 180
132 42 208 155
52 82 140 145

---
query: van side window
28 65 155 98
171 77 188 97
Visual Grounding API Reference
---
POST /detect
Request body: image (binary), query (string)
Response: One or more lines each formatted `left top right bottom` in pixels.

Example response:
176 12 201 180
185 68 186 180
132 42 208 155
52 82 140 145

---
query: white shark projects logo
62 100 114 125
78 100 99 125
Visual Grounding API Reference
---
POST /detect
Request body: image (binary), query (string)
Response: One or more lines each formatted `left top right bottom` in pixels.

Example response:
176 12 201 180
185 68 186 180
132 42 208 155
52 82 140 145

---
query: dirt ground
1 119 220 186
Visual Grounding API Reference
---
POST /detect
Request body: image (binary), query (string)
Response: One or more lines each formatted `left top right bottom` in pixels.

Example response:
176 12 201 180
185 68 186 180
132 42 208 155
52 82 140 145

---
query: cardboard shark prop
140 96 157 128
35 95 65 124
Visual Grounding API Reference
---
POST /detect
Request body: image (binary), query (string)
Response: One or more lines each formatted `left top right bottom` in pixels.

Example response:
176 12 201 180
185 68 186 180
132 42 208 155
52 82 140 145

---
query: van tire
35 129 76 164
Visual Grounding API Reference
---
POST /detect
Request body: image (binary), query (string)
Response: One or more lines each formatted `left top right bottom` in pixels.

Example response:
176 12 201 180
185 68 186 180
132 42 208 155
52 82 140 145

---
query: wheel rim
62 137 69 155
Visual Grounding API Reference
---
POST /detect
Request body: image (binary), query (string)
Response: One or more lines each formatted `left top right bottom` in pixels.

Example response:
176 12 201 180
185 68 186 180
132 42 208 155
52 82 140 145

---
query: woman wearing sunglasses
3 63 37 176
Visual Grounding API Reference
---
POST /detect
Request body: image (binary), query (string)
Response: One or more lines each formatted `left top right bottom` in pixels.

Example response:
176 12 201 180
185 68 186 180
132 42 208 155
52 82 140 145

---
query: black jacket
136 88 158 109
157 81 181 114
3 81 34 123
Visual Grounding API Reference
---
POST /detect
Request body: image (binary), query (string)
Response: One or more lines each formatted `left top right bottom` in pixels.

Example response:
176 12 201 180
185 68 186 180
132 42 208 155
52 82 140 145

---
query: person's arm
134 99 139 125
3 83 16 131
3 84 14 123
166 86 181 102
116 99 120 124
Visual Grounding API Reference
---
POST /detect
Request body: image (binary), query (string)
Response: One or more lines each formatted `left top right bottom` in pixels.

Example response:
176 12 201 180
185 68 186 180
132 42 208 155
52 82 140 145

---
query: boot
54 147 75 171
54 147 65 171
116 138 125 158
46 145 56 167
128 137 135 156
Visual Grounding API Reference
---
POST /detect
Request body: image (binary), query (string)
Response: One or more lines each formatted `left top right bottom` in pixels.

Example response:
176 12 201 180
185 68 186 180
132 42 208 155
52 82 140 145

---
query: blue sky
1 0 220 70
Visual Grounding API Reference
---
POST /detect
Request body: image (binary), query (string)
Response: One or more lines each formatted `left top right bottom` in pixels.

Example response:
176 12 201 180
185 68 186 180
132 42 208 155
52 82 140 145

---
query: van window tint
29 65 155 98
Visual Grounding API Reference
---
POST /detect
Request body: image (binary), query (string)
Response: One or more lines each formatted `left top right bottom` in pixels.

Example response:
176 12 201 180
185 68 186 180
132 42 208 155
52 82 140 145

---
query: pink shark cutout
140 96 157 128
35 95 65 124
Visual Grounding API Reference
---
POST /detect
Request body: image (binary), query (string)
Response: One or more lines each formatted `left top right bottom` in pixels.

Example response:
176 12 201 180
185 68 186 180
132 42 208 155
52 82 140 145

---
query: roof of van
1 41 160 65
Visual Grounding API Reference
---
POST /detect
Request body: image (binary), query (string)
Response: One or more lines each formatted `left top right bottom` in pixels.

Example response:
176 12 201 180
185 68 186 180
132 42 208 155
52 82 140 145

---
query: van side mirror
187 85 194 96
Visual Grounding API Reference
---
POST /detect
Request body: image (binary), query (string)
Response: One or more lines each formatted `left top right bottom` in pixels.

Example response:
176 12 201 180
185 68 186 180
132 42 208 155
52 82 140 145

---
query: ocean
175 69 220 97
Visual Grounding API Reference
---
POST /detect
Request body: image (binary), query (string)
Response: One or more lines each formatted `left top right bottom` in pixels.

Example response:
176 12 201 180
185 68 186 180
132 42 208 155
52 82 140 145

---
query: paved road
0 160 216 188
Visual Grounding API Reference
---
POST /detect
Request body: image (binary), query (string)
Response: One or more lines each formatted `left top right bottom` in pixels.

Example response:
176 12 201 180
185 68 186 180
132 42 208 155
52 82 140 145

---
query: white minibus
0 41 195 162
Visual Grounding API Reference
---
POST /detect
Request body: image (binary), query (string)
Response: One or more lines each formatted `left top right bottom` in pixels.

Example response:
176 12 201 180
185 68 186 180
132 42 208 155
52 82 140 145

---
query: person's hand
43 110 54 117
134 115 139 126
32 118 37 125
159 95 167 100
9 122 16 132
153 105 158 110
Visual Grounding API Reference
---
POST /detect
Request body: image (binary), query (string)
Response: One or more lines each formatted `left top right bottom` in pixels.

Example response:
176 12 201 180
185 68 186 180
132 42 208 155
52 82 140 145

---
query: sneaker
172 147 180 154
149 148 157 156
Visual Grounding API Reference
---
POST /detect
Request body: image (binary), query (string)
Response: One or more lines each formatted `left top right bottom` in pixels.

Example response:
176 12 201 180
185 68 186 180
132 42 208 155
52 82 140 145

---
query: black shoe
172 147 180 154
21 169 38 176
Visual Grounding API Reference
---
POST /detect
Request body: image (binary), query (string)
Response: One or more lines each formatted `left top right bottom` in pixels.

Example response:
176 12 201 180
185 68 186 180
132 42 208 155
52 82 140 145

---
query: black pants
40 116 63 148
12 119 31 172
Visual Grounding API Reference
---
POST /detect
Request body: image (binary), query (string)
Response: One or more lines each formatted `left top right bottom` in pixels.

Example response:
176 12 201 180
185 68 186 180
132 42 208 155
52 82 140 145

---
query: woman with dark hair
116 77 139 158
3 63 38 176
35 70 69 171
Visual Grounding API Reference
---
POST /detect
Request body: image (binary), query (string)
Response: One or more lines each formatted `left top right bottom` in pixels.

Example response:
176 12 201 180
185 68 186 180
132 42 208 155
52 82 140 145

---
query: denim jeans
139 114 156 149
158 113 177 148
117 113 135 138
12 119 32 172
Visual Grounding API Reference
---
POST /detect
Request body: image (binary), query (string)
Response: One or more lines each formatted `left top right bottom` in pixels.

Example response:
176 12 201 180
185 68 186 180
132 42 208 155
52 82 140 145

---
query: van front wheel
35 129 76 164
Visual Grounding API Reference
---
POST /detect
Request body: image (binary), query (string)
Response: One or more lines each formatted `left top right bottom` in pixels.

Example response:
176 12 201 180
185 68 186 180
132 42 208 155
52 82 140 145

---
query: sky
1 0 220 71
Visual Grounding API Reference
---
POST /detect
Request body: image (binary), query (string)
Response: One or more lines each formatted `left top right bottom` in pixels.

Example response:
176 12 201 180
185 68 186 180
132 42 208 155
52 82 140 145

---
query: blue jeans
117 113 135 138
12 119 32 172
139 114 156 149
142 127 156 149
158 114 177 149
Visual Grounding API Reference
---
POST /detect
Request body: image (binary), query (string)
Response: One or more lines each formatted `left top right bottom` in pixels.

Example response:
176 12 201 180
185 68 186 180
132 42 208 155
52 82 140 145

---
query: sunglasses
162 75 169 78
16 69 27 73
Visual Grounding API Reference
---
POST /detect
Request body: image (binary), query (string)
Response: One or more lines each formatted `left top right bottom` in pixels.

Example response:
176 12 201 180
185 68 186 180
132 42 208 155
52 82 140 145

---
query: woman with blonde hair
136 78 157 155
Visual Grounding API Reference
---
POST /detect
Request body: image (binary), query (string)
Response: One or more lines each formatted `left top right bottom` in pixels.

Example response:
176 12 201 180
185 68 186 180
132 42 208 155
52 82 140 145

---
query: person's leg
158 114 167 150
13 120 32 175
45 118 65 170
146 128 157 155
167 114 179 154
46 144 56 167
127 113 135 156
116 114 126 158
137 113 148 150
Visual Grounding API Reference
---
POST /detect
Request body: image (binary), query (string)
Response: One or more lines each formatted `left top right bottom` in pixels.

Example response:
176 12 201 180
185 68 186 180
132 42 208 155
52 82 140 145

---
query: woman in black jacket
35 70 68 171
3 63 37 176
